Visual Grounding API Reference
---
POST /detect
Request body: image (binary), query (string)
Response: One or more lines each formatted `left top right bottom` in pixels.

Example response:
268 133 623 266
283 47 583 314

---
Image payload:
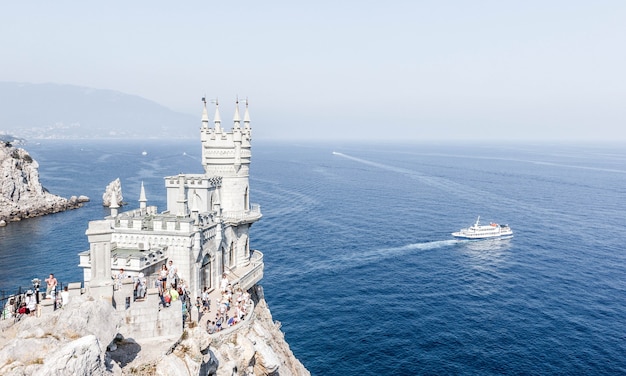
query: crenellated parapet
200 98 252 179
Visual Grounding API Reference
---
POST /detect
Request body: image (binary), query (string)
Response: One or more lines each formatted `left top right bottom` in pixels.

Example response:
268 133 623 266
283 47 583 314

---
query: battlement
199 99 252 178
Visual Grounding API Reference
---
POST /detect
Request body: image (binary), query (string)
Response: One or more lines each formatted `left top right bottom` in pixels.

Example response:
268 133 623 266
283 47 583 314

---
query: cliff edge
0 286 309 376
0 142 88 225
146 292 310 376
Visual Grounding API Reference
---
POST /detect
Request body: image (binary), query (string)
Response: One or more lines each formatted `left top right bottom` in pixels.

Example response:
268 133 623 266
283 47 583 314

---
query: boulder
102 178 123 207
0 296 121 376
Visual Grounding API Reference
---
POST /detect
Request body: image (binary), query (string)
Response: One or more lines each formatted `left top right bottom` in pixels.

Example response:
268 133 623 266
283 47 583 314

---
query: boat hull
451 232 514 240
452 217 513 240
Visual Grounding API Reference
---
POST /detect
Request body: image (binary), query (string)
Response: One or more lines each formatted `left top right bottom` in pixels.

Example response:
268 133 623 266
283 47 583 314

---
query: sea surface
1 139 625 375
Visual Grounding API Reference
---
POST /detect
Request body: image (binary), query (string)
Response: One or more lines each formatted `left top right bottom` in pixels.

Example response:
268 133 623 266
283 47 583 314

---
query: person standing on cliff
167 260 178 289
60 286 70 307
45 273 57 299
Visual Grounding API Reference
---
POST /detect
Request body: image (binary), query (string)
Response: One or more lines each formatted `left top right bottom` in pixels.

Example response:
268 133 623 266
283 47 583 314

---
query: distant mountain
0 82 198 139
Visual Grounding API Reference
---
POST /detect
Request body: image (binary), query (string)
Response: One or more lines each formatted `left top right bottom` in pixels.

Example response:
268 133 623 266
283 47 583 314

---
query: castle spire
201 97 210 129
243 98 251 133
139 181 147 210
213 98 222 133
233 97 241 130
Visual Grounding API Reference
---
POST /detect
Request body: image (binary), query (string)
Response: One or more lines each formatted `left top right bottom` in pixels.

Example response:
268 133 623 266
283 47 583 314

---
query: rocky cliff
0 142 88 225
0 287 309 376
145 293 310 376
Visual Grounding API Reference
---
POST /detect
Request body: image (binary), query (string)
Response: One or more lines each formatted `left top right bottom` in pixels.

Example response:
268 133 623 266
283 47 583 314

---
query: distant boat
452 216 513 240
141 151 148 156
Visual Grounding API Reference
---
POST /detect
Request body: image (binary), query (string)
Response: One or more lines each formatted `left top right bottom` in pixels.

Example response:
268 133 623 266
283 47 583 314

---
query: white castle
78 98 263 303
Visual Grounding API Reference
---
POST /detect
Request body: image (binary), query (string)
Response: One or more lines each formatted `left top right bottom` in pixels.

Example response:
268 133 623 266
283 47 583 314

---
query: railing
221 203 262 224
1 281 76 321
230 250 264 291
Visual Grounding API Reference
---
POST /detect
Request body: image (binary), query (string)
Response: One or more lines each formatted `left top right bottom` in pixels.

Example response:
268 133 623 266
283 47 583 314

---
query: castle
78 98 263 304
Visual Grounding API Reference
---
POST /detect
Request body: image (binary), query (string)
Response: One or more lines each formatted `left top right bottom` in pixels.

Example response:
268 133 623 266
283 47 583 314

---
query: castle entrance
201 254 211 290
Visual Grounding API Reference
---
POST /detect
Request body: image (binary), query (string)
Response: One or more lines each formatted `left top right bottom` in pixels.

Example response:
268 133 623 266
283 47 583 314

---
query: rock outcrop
0 295 121 376
150 297 309 376
0 142 88 224
102 178 124 207
0 287 309 376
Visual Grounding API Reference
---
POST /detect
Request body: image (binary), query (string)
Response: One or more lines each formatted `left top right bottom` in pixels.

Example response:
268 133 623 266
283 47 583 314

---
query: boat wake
283 239 460 277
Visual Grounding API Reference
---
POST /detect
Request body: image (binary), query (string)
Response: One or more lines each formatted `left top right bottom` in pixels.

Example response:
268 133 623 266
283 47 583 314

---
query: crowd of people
205 274 252 334
4 263 253 333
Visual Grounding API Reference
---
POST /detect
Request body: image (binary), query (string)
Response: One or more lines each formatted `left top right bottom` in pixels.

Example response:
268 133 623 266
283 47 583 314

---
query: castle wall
116 288 183 340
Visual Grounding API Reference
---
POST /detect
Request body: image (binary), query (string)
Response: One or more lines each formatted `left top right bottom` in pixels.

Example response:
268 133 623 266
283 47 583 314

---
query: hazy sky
2 1 625 142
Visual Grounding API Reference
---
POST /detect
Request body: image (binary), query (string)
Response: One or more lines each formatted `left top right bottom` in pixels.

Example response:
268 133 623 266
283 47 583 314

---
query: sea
1 139 625 375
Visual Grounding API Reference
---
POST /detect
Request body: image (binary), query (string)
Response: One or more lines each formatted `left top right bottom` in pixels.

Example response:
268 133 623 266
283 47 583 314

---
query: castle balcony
109 246 169 273
222 203 262 225
78 245 168 280
226 250 264 292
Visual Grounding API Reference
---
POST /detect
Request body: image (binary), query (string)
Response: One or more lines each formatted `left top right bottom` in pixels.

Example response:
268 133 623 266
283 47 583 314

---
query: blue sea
1 140 625 375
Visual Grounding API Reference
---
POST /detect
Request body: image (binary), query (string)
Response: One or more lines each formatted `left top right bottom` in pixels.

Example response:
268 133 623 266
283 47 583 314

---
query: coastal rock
152 294 310 376
102 178 123 207
0 296 121 376
0 289 308 376
37 335 105 376
0 142 85 223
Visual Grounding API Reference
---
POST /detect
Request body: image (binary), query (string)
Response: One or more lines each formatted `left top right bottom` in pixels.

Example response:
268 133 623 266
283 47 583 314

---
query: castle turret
243 99 251 137
233 98 242 131
85 220 114 298
110 190 119 218
201 97 210 130
139 181 147 210
176 174 188 217
213 99 222 134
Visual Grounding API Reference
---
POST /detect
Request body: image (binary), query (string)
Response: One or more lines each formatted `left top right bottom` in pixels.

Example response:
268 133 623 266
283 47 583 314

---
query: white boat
452 216 513 240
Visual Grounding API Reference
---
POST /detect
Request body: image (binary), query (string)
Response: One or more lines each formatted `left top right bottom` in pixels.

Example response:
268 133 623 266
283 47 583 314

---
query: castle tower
84 220 114 298
200 99 252 214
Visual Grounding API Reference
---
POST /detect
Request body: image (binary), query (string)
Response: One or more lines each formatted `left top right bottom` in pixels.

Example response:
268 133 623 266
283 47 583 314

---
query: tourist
134 272 146 300
227 316 236 327
115 268 128 290
207 320 216 334
158 264 168 290
167 260 178 288
178 279 187 296
25 290 36 314
169 285 179 302
215 315 223 331
201 287 210 312
162 289 171 307
45 273 57 299
219 301 227 317
60 286 69 307
220 273 229 293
